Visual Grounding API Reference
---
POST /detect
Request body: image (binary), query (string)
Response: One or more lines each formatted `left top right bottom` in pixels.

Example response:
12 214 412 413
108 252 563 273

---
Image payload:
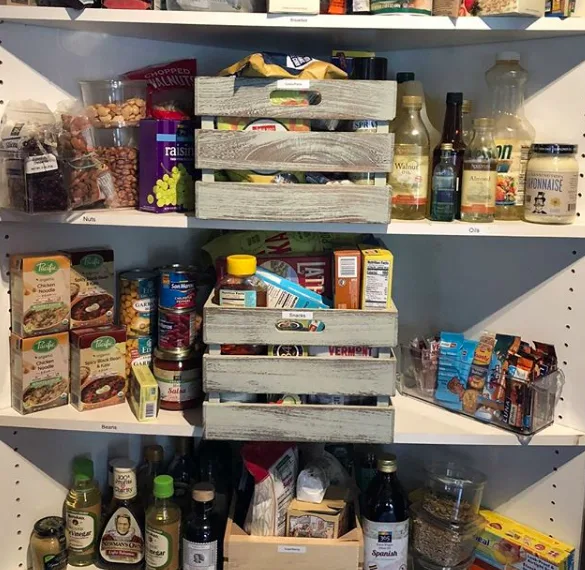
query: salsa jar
158 306 202 354
158 264 199 310
153 347 202 410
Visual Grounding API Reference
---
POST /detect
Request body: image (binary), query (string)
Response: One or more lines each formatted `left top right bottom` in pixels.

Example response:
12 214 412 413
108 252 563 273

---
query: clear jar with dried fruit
94 127 139 208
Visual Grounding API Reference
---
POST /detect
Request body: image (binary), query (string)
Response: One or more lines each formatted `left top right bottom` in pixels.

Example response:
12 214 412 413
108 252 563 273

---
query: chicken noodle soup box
10 253 70 338
70 325 127 411
10 333 69 415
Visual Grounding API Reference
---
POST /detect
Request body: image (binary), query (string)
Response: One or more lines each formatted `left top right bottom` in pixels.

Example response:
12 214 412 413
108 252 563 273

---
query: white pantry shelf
2 207 585 237
1 7 585 50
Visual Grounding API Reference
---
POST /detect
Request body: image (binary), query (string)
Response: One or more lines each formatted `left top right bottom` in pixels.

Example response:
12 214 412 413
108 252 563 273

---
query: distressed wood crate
194 76 396 224
224 496 364 570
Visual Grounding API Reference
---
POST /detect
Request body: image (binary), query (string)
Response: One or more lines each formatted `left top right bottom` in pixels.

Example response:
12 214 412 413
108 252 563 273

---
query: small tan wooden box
194 76 396 225
224 500 364 570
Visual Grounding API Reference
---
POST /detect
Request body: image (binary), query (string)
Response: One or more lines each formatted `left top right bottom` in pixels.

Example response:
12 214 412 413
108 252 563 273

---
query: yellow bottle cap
226 254 257 277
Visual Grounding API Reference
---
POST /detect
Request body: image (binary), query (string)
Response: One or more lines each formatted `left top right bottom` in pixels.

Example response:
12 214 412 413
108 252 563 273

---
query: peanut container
10 253 70 338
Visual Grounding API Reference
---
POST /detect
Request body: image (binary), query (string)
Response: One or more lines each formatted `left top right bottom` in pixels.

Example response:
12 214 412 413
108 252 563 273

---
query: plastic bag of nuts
58 113 95 159
63 154 115 210
94 128 139 208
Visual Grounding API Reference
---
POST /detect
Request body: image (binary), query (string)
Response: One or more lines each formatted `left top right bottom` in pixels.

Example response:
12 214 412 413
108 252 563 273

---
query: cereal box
10 333 69 415
333 249 361 309
475 509 575 570
129 364 159 422
10 253 70 338
359 246 394 310
70 325 127 411
66 248 115 330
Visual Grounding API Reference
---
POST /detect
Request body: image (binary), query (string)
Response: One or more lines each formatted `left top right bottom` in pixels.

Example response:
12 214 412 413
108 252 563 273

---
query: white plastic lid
497 51 520 62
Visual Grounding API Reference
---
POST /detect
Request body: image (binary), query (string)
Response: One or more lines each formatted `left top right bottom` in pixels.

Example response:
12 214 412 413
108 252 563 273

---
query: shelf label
82 215 97 223
276 79 310 90
282 310 313 320
468 226 486 235
289 16 309 23
278 546 306 554
101 424 118 431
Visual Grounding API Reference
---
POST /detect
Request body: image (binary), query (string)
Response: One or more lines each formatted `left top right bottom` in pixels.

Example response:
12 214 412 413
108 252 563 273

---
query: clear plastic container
423 462 486 523
411 502 485 567
80 80 147 128
412 552 475 570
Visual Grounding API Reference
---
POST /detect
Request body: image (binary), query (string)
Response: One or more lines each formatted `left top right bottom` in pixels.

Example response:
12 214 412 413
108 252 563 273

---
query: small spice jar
153 347 202 410
30 516 68 570
524 144 579 225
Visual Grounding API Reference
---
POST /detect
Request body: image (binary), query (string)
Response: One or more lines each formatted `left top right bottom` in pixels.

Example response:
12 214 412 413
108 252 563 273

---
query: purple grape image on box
139 119 195 213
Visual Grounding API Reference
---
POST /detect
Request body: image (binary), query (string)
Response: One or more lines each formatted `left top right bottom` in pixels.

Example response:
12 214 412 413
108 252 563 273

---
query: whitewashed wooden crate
194 76 396 224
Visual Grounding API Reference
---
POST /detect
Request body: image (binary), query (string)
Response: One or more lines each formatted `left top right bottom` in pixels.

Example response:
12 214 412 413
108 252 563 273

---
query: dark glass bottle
363 454 409 570
182 483 220 570
167 437 197 515
432 92 466 219
97 459 145 570
137 445 165 509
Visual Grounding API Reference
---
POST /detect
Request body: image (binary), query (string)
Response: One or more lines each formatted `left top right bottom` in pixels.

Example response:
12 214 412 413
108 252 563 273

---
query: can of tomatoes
158 264 199 310
157 306 202 355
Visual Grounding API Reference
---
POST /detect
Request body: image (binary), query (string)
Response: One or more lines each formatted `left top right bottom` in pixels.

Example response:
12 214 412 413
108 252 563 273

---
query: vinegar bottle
485 52 535 220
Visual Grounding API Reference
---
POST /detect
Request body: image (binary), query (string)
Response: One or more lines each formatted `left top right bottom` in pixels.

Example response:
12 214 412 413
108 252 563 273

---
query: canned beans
119 270 157 339
125 336 153 378
158 307 202 354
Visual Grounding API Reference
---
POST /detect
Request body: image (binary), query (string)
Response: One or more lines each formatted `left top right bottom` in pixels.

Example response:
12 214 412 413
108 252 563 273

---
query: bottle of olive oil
146 475 181 570
65 457 102 567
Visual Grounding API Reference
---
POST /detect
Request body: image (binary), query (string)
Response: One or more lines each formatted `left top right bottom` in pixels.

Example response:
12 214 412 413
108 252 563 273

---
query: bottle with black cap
433 92 466 218
349 57 388 186
363 453 409 570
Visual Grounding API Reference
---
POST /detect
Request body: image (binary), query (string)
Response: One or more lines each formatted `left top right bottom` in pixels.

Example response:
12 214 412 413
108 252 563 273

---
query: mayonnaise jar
524 144 579 224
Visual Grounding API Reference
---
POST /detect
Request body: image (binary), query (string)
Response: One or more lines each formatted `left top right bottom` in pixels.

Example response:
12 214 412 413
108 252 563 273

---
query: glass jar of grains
524 144 579 224
30 516 68 570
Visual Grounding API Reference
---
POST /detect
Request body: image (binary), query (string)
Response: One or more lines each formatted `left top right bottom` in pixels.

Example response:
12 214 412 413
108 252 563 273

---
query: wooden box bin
224 499 364 570
203 293 397 443
194 76 396 224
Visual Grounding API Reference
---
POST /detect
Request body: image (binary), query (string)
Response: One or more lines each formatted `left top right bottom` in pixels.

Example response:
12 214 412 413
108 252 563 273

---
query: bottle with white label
363 454 409 570
183 483 220 570
145 475 181 570
97 459 145 570
390 95 430 220
65 457 101 567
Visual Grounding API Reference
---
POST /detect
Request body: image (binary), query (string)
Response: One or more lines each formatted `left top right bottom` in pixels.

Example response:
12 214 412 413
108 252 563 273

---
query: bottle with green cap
145 475 181 570
64 456 102 567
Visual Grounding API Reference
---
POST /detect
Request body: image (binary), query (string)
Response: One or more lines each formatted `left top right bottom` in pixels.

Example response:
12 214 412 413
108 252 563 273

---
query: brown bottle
432 92 466 219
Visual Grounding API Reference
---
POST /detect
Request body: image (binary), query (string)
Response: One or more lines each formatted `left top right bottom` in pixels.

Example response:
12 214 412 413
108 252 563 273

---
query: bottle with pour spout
485 52 535 220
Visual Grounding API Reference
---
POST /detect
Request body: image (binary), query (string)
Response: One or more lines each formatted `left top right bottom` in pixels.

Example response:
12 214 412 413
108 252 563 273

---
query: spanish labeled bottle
183 483 220 570
167 437 197 515
430 143 457 222
98 459 145 570
390 95 430 220
145 475 181 570
486 52 535 220
363 454 409 570
65 457 102 567
433 92 466 219
137 445 165 509
461 118 498 223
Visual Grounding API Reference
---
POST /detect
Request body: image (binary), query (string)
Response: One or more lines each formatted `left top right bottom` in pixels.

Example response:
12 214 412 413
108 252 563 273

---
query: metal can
125 336 153 378
119 270 157 338
158 264 199 310
158 306 202 355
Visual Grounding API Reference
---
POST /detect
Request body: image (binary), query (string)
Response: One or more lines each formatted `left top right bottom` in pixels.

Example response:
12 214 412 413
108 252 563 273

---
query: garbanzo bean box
10 253 70 338
70 325 127 411
10 332 69 415
66 248 115 330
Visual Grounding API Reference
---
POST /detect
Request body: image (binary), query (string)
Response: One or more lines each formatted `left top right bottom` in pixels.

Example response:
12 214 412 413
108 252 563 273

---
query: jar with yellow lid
524 144 579 224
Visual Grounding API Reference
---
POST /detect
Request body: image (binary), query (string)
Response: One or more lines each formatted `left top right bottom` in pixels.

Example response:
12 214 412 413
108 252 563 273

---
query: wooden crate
224 499 364 570
194 76 396 224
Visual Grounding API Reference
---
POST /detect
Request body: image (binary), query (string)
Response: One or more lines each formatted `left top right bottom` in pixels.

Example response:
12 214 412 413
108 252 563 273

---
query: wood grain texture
204 401 395 443
195 182 391 224
195 76 397 121
195 130 394 173
203 295 399 347
203 353 397 396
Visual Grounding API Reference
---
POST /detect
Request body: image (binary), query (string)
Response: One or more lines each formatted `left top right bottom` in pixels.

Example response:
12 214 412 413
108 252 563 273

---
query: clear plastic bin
412 552 475 570
400 344 564 436
80 80 147 128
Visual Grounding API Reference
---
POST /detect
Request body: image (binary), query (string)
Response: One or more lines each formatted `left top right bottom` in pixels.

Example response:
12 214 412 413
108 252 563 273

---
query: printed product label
43 550 67 570
182 539 218 570
154 367 201 402
364 260 390 308
363 518 409 570
525 169 578 218
495 139 531 206
25 154 58 175
218 290 257 307
390 148 429 207
371 0 431 13
133 298 155 313
66 509 98 553
99 507 144 563
146 524 177 569
462 161 497 214
431 172 456 218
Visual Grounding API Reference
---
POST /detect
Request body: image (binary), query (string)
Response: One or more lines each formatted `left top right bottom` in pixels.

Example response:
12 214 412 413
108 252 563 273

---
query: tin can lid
159 305 198 315
154 346 199 361
120 269 157 280
158 264 199 275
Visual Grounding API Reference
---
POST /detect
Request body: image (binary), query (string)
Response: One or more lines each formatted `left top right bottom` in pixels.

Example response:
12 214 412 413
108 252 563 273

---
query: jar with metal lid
153 347 202 410
30 516 68 570
524 144 579 224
